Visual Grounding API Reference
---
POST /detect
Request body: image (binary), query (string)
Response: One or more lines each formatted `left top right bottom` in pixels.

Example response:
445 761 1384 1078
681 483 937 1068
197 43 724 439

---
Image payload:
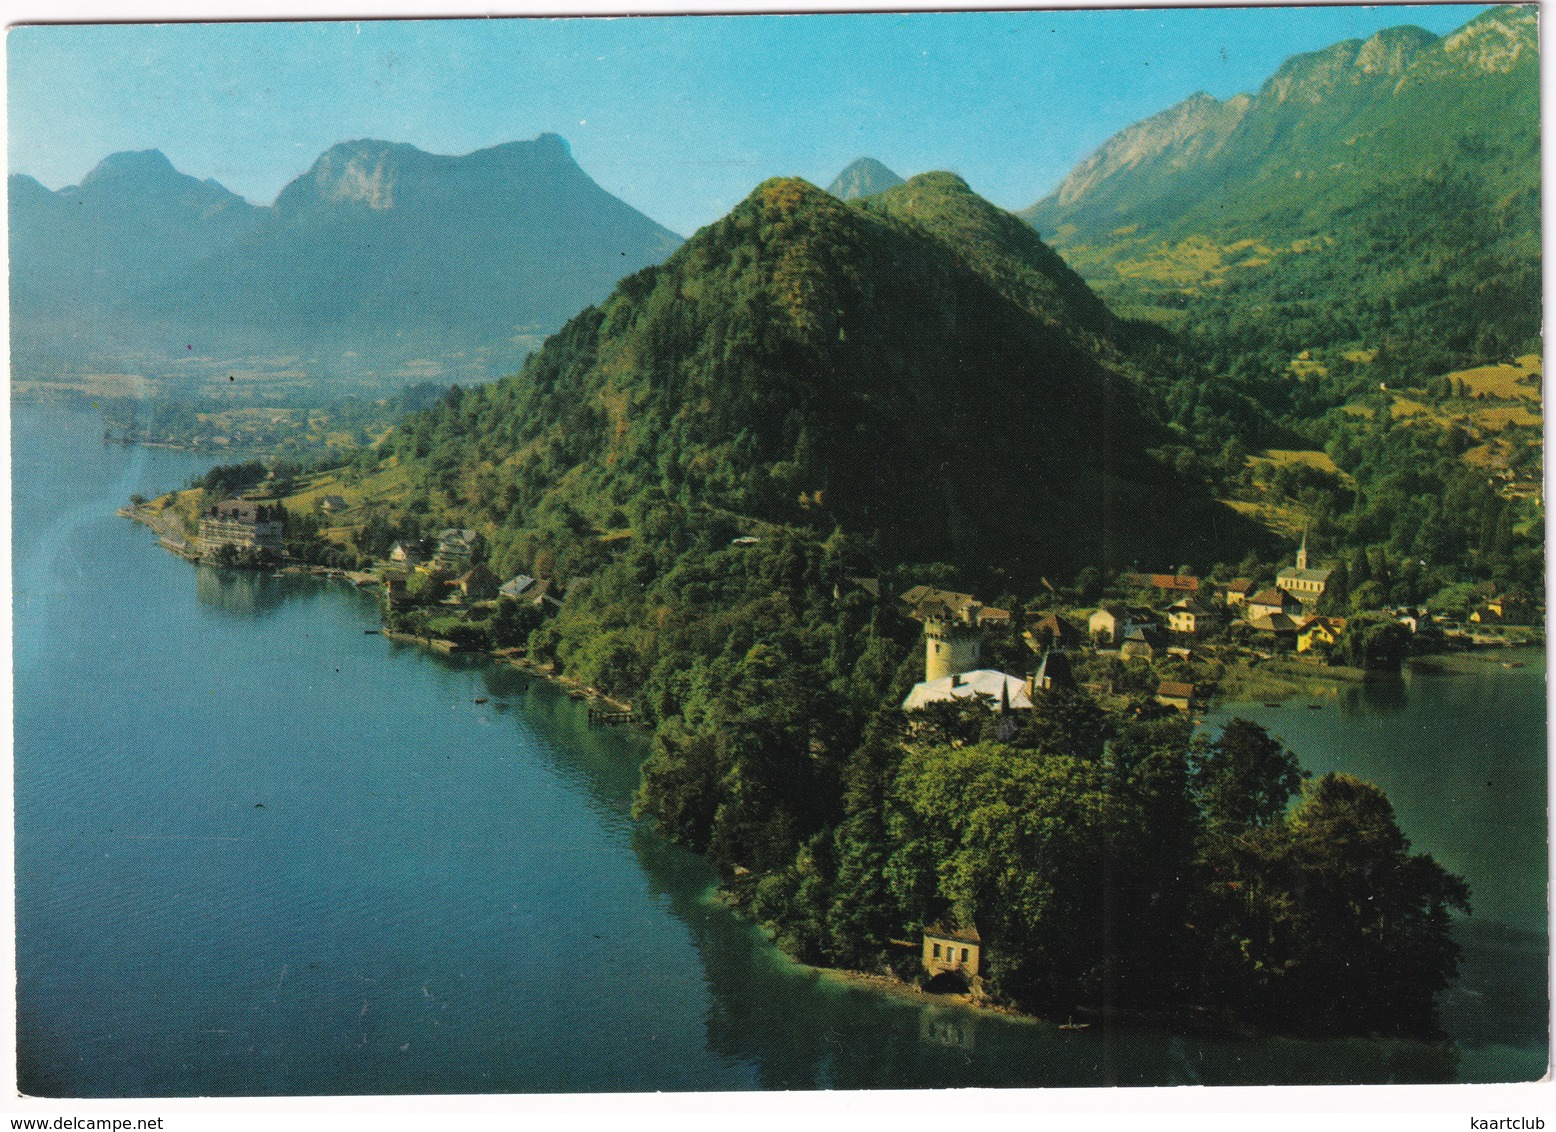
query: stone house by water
197 498 284 556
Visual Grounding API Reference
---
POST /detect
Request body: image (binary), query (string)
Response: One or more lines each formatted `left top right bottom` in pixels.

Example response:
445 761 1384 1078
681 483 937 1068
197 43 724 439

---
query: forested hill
868 172 1122 353
1021 5 1540 376
384 173 1258 587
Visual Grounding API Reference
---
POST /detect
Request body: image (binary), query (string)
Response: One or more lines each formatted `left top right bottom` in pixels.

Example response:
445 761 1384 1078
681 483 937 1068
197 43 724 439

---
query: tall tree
1272 774 1470 1035
1191 718 1305 835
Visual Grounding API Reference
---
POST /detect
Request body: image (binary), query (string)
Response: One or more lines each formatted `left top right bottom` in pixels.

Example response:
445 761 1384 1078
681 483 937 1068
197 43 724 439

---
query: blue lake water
12 403 1549 1094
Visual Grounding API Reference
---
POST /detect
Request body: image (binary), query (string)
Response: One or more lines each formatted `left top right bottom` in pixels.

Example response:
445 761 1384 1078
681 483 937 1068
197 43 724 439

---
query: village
125 480 1542 730
888 529 1537 731
115 473 1544 1006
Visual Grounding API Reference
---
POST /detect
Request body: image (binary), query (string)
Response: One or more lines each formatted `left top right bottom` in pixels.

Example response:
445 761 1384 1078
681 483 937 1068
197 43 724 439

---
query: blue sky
9 5 1495 236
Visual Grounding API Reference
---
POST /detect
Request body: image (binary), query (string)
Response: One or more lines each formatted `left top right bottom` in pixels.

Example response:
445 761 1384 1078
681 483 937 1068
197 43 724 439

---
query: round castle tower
924 608 983 682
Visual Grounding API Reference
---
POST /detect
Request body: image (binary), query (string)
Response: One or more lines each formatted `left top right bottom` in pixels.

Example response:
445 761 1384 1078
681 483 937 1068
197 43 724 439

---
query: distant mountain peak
291 139 417 209
1261 21 1452 104
280 133 585 211
78 148 178 188
1355 24 1437 76
826 157 905 200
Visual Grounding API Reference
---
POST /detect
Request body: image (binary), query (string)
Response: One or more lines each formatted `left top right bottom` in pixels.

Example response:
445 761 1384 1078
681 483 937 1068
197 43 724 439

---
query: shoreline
115 494 1535 1056
122 501 640 718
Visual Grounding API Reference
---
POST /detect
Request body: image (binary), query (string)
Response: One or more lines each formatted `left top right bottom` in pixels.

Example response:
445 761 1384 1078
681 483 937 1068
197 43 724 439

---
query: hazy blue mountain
10 150 263 361
826 157 905 200
11 135 683 391
150 135 682 362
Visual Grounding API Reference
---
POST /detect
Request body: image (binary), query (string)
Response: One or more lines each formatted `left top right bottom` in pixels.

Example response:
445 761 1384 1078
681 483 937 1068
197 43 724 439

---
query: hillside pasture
1444 354 1542 402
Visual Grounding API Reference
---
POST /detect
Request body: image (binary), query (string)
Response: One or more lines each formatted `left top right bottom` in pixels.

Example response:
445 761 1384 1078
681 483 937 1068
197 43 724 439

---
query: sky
8 3 1497 237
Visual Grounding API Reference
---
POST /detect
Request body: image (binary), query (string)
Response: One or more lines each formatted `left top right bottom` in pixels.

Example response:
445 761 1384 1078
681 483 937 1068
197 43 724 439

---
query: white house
902 670 1033 713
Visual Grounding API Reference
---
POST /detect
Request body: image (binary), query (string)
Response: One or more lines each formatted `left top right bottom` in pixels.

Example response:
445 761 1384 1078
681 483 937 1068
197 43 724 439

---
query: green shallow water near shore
13 402 1549 1093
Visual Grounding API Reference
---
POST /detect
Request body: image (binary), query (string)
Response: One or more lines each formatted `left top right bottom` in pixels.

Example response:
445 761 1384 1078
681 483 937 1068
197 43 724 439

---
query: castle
898 586 1039 711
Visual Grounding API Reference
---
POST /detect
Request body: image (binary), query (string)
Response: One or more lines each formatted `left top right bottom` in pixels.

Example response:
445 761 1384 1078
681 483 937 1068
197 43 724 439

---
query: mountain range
1021 5 1540 370
11 6 1538 403
10 135 681 392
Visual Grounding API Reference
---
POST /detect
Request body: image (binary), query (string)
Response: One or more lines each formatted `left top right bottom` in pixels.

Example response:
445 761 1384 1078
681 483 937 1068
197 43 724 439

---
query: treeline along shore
122 455 1520 1042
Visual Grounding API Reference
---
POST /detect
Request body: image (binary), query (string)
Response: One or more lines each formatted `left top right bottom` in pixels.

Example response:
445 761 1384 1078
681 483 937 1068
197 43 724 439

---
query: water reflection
195 565 291 617
1442 919 1550 1050
194 580 1498 1088
1351 674 1409 714
629 815 1462 1088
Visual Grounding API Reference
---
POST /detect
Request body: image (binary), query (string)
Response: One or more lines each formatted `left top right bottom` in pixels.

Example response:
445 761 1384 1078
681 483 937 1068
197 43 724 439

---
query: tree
1272 774 1470 1035
1348 579 1387 613
490 598 543 648
1106 713 1205 1006
1192 718 1304 835
1320 560 1350 614
1338 612 1410 672
885 741 1110 1009
405 568 449 604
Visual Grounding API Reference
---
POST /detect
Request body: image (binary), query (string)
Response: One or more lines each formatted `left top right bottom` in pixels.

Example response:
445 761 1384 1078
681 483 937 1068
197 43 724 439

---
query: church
1275 533 1333 607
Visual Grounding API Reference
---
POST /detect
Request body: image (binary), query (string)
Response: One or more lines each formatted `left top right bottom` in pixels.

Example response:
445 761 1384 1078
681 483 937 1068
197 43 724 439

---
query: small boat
1262 701 1281 708
1503 661 1526 669
364 629 380 635
1307 703 1324 710
1058 1019 1090 1031
474 697 489 704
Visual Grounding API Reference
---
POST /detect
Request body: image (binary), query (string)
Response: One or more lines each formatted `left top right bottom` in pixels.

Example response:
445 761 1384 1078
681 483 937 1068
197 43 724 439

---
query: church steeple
1296 528 1309 572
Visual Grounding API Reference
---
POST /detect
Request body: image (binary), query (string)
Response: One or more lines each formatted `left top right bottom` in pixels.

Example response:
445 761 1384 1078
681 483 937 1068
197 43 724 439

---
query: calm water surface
13 404 1549 1094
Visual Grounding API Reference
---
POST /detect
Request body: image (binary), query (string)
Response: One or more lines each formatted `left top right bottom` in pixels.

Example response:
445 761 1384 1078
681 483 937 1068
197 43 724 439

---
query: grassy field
1215 658 1360 704
1221 497 1310 538
1252 448 1342 475
1443 354 1542 401
1337 355 1544 477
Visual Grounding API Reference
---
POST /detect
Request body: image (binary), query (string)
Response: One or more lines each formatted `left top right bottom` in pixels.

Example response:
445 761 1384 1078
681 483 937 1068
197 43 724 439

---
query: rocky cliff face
1023 7 1537 237
1049 91 1251 208
1441 4 1536 73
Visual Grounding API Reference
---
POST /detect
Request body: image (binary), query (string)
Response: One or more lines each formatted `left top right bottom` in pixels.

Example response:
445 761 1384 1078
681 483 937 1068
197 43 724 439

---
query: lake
12 403 1548 1094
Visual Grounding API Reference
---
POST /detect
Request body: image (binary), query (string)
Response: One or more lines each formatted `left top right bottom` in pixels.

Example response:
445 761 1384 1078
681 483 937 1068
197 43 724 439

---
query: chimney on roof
951 671 962 687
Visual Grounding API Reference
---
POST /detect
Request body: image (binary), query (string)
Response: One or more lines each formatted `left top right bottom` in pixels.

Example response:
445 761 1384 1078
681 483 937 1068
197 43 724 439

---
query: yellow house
1297 616 1347 653
1484 593 1533 623
922 924 981 981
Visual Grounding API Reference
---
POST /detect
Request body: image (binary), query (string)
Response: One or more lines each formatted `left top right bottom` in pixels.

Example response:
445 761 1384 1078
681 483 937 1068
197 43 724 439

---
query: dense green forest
201 163 1501 1038
381 174 1260 587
